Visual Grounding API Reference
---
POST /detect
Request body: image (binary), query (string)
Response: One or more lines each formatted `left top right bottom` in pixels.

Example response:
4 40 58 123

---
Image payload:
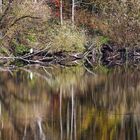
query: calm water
0 65 140 140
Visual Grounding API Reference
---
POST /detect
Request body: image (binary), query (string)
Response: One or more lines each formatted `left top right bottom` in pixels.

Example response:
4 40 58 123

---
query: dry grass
48 22 86 52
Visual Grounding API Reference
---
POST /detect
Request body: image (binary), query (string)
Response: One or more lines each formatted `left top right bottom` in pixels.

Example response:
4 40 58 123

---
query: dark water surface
0 65 140 140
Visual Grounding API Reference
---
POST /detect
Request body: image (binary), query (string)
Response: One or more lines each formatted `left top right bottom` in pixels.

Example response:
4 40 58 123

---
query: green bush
26 34 37 43
90 36 109 48
12 40 29 56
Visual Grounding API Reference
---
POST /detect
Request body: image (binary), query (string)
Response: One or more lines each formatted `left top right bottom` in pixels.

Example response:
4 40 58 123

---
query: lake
0 64 139 140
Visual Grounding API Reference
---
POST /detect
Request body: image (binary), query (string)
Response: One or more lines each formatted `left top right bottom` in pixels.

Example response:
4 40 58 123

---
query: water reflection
0 65 140 140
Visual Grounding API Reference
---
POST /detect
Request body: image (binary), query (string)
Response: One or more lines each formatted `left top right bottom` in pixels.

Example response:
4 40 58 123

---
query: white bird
30 48 34 53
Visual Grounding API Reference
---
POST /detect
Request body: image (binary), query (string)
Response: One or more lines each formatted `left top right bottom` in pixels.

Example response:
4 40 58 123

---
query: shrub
90 35 109 49
11 39 29 56
48 22 86 52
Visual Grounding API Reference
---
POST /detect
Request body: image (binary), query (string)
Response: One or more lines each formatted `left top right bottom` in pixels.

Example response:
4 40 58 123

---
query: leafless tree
60 0 63 25
72 0 75 25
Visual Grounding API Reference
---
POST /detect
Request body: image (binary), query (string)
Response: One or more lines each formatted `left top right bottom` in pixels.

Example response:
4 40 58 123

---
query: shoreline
1 44 140 68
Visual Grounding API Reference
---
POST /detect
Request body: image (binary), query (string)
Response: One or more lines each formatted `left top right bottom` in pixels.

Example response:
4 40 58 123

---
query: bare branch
9 15 40 27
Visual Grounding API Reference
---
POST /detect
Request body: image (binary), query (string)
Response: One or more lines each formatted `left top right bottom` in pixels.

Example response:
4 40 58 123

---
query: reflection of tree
0 70 56 140
0 66 140 140
53 66 140 140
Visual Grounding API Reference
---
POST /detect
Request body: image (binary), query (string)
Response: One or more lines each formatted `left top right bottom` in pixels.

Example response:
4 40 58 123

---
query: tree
72 0 75 25
0 0 3 38
71 0 81 25
60 0 63 25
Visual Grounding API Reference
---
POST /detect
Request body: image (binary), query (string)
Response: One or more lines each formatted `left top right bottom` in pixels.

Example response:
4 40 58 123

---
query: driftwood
1 43 140 68
100 44 140 67
0 48 83 67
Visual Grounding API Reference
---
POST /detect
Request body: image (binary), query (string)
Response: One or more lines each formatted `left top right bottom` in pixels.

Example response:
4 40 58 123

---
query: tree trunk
60 0 63 25
72 0 75 25
0 0 2 38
